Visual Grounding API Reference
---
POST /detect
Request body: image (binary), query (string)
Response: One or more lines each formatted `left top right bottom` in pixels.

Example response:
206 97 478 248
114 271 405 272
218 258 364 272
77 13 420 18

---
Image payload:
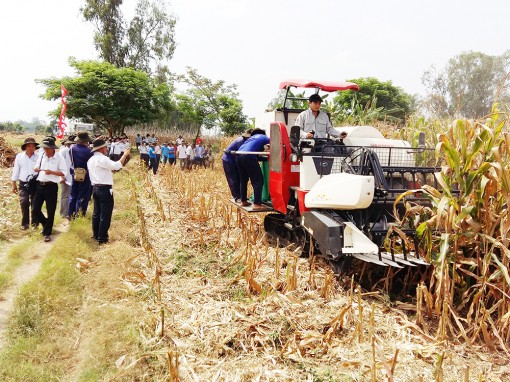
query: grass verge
0 236 39 293
0 169 159 381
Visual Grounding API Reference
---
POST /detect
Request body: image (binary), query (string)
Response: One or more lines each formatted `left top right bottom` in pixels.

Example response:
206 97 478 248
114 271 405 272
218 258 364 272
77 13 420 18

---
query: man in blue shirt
236 129 270 210
222 130 252 202
194 142 206 168
168 142 176 165
161 143 170 166
68 132 93 217
147 143 158 174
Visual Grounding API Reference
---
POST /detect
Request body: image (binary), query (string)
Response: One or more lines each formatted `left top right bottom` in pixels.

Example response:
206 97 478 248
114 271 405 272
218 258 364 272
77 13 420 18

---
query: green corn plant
399 105 510 349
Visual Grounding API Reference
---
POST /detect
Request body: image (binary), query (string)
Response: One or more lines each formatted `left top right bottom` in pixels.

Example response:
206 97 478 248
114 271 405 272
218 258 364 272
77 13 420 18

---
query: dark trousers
148 157 159 174
18 181 35 227
32 182 58 236
140 153 149 168
68 178 92 217
237 156 263 204
92 186 114 243
222 160 241 200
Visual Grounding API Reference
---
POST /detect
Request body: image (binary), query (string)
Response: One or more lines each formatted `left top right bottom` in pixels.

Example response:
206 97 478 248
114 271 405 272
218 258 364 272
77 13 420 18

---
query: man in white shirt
294 94 339 139
109 137 122 161
87 138 130 244
177 141 187 170
185 143 194 170
32 137 68 242
57 136 76 219
11 138 40 229
138 141 149 167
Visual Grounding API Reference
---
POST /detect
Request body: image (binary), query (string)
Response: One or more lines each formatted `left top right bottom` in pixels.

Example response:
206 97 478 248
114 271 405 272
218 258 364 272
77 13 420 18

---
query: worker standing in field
68 132 93 218
11 137 40 230
147 143 158 174
87 138 130 244
294 94 339 139
32 137 68 242
236 128 270 211
138 141 149 168
177 141 187 170
222 129 252 202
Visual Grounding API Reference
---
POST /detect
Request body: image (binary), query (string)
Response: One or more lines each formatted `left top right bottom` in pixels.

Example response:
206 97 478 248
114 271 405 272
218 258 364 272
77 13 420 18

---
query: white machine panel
305 173 374 209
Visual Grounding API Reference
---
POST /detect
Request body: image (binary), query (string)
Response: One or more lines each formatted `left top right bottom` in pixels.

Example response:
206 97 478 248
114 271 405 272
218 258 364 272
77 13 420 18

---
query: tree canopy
81 0 176 74
174 67 248 136
37 59 171 137
421 50 510 118
333 77 414 124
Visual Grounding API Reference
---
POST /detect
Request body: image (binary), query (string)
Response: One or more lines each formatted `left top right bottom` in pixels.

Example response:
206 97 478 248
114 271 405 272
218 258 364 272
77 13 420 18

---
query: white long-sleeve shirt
58 145 74 185
36 153 68 183
294 108 338 138
11 151 40 182
87 152 123 186
177 144 187 159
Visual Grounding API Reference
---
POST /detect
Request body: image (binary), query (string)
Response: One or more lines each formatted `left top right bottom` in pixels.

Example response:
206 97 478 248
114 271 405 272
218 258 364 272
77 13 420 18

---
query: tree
37 59 172 137
176 67 247 136
81 0 176 74
333 77 413 124
0 121 24 132
421 50 510 118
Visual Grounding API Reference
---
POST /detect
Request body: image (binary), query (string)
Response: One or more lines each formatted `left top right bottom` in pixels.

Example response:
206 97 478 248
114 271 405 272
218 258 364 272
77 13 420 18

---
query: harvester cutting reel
299 210 429 268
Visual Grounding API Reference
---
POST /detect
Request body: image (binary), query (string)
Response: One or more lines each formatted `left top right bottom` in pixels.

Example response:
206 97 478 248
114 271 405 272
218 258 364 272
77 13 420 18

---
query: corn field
397 106 510 351
122 127 509 380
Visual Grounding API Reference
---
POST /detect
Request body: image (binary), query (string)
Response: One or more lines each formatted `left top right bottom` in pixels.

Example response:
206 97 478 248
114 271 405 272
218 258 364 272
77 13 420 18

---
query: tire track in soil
0 223 69 350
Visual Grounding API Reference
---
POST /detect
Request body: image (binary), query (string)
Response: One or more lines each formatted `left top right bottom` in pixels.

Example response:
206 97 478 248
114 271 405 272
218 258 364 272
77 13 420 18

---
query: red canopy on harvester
279 79 359 92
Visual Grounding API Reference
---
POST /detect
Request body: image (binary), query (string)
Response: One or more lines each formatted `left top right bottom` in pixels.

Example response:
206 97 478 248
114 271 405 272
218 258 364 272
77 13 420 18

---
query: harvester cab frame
239 80 439 270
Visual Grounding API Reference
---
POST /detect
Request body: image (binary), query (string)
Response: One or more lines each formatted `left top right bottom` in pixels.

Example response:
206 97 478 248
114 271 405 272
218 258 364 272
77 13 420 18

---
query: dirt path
0 223 68 350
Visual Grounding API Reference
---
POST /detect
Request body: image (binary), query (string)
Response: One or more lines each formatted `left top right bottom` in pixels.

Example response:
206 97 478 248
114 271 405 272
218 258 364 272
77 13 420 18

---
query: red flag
57 85 68 139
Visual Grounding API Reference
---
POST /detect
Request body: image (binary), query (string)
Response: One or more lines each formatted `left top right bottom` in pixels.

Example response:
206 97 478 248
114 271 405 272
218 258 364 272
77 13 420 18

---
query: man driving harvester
294 93 340 139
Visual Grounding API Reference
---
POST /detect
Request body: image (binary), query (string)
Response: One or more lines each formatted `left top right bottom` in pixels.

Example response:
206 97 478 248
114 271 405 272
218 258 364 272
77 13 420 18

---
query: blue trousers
222 160 240 200
236 155 263 204
68 178 92 217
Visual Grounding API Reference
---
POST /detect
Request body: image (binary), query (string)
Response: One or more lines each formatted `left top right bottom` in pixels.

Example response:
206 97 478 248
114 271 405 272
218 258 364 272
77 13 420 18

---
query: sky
0 0 508 124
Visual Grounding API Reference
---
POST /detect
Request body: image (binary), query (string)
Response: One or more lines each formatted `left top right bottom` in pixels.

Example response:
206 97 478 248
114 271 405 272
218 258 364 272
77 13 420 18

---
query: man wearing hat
222 129 252 202
11 138 40 229
87 138 131 244
32 137 68 242
294 94 339 139
68 131 93 218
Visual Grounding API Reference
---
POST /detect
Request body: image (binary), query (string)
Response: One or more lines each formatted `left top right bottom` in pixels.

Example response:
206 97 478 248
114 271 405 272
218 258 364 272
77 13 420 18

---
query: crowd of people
11 132 130 243
10 131 219 243
9 94 339 241
135 133 215 174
